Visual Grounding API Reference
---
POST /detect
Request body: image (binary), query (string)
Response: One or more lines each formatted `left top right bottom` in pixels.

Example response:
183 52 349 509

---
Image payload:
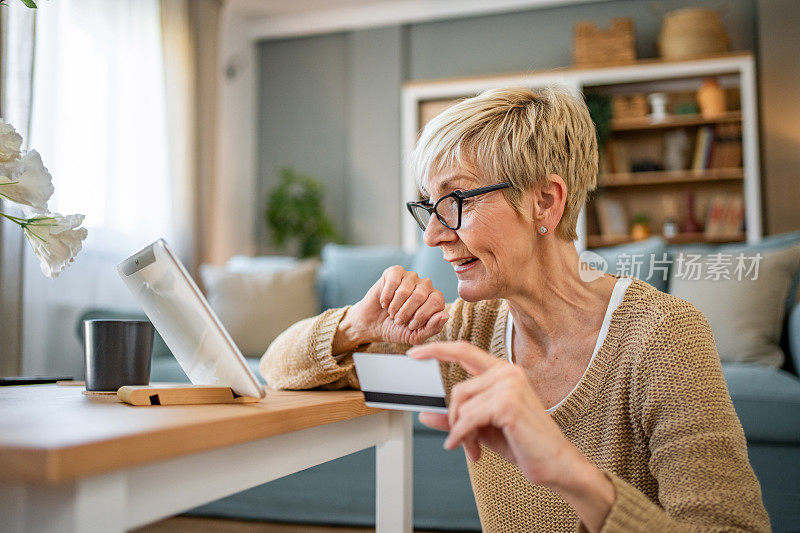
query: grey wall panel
408 0 756 80
346 26 404 246
257 33 348 254
256 0 757 249
757 0 800 234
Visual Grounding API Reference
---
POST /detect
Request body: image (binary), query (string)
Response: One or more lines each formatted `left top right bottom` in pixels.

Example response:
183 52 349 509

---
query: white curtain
0 3 36 375
22 0 190 377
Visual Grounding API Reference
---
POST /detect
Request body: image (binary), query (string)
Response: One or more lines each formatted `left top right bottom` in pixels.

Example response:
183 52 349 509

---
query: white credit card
352 353 448 414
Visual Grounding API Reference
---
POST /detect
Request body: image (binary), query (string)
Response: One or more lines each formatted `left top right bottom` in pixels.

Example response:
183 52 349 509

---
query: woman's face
423 164 536 302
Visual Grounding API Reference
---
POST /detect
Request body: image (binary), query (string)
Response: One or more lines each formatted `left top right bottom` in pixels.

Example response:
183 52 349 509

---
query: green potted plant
585 92 613 178
264 167 341 258
584 92 612 150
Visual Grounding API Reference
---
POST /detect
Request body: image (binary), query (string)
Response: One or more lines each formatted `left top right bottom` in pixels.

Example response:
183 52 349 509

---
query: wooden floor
133 516 438 533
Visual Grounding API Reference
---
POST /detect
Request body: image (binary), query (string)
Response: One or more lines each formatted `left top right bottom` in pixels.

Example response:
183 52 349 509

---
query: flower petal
0 121 23 162
23 212 88 278
0 151 54 212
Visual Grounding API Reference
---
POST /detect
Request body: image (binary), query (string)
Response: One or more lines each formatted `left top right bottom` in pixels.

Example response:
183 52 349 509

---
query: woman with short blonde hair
262 86 769 532
412 86 597 241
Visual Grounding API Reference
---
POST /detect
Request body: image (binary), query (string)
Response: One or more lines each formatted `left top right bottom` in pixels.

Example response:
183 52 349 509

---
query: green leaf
19 0 37 8
264 166 342 258
584 92 612 149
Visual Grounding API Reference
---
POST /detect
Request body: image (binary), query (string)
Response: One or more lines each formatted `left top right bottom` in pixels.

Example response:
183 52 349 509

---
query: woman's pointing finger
407 341 498 375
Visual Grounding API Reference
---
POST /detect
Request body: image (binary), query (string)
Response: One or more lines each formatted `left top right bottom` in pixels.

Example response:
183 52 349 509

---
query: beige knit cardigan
260 278 770 532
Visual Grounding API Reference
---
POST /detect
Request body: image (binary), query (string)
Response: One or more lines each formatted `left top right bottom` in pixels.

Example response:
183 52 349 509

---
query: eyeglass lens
436 196 459 227
410 205 432 229
411 196 459 230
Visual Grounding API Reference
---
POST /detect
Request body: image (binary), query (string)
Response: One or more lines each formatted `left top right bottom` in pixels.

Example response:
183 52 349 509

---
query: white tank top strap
505 276 633 412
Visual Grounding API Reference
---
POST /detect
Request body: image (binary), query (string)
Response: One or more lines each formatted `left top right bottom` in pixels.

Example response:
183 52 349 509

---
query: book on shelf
605 139 630 175
691 123 743 171
691 125 714 171
704 195 744 238
594 197 628 237
708 123 743 169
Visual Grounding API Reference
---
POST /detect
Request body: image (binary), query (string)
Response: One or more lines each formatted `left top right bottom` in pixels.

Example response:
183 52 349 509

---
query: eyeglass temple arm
456 182 510 199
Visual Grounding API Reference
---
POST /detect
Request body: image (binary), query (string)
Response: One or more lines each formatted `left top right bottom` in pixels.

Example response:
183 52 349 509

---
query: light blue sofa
77 232 800 532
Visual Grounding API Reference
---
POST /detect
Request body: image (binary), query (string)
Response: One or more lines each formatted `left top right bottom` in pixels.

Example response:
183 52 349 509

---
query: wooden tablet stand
117 385 261 406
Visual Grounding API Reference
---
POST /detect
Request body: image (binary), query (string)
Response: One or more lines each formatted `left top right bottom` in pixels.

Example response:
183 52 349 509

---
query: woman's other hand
409 341 615 531
333 266 450 352
408 341 593 489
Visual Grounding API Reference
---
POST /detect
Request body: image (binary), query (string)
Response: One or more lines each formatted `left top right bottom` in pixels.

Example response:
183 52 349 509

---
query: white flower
0 120 23 162
0 150 55 213
23 213 88 279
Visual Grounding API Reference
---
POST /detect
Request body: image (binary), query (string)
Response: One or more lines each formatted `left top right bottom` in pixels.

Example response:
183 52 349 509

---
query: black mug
84 319 153 392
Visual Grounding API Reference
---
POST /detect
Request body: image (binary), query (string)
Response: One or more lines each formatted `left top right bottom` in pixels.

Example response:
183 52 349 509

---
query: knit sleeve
594 306 770 532
259 303 458 391
259 306 361 390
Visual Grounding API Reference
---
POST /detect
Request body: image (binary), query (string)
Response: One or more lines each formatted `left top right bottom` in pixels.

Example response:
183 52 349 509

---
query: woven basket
612 93 647 119
573 17 636 67
658 8 729 60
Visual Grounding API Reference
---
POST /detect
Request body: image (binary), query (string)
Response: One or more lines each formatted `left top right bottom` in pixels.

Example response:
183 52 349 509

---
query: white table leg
0 472 126 533
376 410 413 533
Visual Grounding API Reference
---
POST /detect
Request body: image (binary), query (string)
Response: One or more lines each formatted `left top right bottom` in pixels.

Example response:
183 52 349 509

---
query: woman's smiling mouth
450 256 480 272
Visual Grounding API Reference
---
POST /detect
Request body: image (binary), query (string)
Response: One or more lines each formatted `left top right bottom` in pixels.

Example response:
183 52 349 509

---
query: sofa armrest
788 302 800 374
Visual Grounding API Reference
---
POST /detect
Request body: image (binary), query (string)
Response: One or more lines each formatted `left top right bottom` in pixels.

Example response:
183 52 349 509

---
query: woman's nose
423 215 457 248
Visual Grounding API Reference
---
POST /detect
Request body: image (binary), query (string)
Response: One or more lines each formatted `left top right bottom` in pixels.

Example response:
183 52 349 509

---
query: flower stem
0 211 26 226
0 192 18 203
23 228 48 243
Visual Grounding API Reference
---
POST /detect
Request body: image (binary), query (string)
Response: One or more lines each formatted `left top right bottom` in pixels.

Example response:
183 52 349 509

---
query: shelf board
403 51 753 90
587 232 746 248
598 168 743 187
610 111 742 131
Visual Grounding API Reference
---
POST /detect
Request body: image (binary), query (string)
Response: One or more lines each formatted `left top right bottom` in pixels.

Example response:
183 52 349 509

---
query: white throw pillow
670 244 800 367
199 259 319 358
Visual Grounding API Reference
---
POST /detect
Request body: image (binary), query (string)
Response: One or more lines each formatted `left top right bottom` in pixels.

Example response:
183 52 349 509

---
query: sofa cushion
318 244 413 309
670 245 800 367
150 355 266 384
200 260 319 358
150 356 191 383
225 254 299 273
668 230 800 308
586 236 669 292
788 302 800 375
723 363 800 444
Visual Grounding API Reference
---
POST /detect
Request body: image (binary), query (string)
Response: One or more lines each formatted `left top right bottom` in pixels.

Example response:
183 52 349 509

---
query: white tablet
117 239 265 399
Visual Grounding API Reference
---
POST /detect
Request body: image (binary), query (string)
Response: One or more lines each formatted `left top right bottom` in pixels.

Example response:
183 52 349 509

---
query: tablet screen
118 239 265 399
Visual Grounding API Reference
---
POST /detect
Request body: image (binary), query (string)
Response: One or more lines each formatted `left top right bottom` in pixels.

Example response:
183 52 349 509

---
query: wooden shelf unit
401 52 761 251
588 73 749 247
599 167 744 187
610 111 741 131
586 232 746 248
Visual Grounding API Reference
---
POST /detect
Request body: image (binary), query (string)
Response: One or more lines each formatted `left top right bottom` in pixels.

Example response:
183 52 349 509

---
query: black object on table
0 376 74 386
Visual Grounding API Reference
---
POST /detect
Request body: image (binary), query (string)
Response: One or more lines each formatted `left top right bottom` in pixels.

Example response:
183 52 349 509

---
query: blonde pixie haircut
410 85 598 241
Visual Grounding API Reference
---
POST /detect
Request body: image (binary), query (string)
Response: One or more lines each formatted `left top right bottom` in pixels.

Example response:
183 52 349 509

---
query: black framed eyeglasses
406 182 511 231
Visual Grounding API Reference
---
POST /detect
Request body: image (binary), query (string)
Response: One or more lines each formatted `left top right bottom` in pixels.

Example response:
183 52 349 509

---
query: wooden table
0 384 412 532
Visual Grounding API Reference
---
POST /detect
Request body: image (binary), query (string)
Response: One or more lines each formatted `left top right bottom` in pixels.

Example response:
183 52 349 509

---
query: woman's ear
531 174 567 232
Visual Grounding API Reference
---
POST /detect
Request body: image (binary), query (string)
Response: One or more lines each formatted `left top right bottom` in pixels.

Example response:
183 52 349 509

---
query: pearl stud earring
539 226 548 234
